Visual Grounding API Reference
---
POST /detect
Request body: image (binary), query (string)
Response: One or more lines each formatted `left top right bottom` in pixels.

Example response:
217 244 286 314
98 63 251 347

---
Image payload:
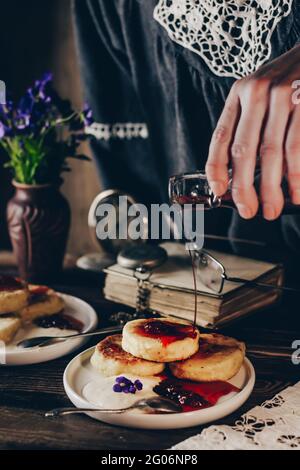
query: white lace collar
154 0 294 79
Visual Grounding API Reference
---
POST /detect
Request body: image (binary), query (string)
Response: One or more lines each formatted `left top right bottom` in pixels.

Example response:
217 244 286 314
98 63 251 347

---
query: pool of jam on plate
136 319 198 347
153 377 239 412
0 275 23 292
34 313 83 332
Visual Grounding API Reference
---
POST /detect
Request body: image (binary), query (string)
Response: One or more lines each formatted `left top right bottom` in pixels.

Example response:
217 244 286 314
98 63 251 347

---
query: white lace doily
154 0 294 78
171 381 300 450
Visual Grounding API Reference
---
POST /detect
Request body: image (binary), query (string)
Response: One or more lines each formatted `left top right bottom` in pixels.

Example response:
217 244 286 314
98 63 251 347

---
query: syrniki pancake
122 318 200 363
0 276 28 314
91 334 165 377
18 285 65 322
170 333 246 382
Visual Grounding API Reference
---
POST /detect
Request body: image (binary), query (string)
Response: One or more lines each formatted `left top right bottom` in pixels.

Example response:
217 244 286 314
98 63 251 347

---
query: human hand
206 44 300 221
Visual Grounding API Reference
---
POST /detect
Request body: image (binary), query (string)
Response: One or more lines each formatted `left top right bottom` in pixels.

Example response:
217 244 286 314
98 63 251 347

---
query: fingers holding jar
206 45 300 221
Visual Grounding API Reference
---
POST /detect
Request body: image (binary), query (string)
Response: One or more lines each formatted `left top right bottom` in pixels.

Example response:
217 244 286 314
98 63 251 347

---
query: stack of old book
103 243 283 328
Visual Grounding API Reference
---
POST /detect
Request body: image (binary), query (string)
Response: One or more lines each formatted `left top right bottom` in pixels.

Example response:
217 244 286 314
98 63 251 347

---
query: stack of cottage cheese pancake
0 275 66 344
91 317 245 382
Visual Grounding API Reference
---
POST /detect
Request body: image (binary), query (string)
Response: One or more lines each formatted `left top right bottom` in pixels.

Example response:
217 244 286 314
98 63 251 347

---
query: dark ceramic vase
7 181 71 282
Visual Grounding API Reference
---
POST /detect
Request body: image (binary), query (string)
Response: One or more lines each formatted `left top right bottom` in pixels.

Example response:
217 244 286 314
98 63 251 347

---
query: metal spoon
17 325 122 349
45 397 181 417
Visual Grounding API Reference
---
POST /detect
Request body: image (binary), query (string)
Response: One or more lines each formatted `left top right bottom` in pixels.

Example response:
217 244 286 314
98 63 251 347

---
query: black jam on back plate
34 313 83 332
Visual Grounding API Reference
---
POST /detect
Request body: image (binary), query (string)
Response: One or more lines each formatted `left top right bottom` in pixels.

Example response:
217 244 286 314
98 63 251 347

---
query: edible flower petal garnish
113 377 143 394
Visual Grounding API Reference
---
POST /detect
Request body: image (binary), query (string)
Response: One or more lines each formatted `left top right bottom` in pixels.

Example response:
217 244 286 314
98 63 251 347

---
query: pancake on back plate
0 276 29 314
18 284 65 322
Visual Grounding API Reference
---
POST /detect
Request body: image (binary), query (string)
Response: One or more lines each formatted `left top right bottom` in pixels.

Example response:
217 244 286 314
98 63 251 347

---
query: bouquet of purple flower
0 73 93 184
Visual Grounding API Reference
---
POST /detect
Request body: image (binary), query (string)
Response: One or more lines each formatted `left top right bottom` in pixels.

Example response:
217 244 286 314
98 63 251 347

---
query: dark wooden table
1 265 300 450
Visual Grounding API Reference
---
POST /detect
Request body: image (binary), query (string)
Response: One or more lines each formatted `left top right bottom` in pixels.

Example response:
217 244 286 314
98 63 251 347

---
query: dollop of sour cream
83 375 161 411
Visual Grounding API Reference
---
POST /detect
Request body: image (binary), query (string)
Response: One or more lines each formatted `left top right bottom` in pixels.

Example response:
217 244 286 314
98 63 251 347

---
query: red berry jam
153 378 239 412
154 379 210 411
136 319 198 347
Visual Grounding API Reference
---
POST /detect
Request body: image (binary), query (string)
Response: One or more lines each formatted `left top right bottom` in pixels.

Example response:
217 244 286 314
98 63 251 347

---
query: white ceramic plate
2 294 98 366
63 346 255 430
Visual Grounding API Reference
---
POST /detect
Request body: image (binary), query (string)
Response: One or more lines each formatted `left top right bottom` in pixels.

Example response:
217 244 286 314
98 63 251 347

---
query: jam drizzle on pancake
135 319 198 347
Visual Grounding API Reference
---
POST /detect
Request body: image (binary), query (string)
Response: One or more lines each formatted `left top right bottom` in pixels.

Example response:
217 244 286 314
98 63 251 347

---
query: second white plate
2 294 98 366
